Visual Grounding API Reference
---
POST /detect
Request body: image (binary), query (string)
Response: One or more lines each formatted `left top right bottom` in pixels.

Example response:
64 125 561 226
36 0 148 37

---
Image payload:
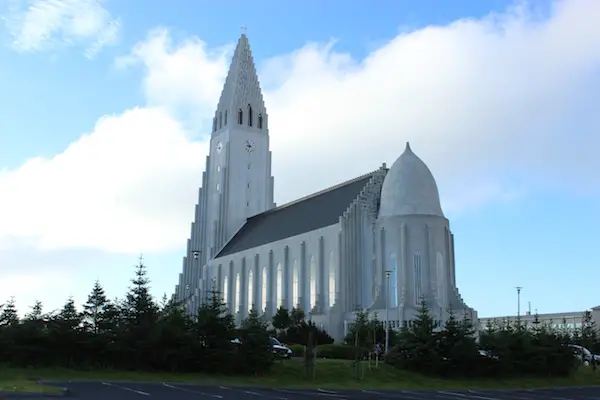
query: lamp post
515 286 522 321
385 270 392 354
191 250 202 305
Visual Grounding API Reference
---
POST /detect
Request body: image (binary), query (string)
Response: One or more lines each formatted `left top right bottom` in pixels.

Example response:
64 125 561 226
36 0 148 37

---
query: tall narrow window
219 112 222 128
436 252 446 306
258 113 263 129
292 260 299 307
224 110 228 125
247 105 253 126
261 266 267 312
213 117 217 132
248 269 254 312
310 256 317 309
223 276 228 305
328 252 335 308
413 252 422 305
276 263 283 307
237 109 243 124
234 273 241 312
389 254 398 308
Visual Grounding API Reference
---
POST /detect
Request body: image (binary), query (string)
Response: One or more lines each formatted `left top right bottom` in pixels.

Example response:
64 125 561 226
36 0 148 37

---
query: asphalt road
5 381 600 399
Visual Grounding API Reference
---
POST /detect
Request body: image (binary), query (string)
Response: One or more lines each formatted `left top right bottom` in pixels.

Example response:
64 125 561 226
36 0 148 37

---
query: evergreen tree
83 280 109 334
0 297 19 326
25 300 44 321
272 306 292 334
580 310 598 351
195 284 237 373
238 308 273 374
123 256 159 329
57 296 82 331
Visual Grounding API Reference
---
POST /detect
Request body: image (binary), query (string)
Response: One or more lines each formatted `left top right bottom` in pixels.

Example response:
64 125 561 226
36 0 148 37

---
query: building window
246 201 249 207
247 269 253 312
224 110 228 125
292 260 299 308
223 275 228 305
237 109 243 124
328 252 335 308
310 256 317 310
389 254 398 308
413 252 422 306
216 183 220 192
247 182 250 188
248 104 253 127
276 263 283 307
213 117 217 132
234 273 241 313
261 266 267 312
219 112 222 128
248 163 251 169
258 113 263 129
217 165 221 172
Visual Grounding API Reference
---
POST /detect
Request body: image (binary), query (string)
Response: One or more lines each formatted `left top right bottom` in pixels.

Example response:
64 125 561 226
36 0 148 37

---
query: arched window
213 117 217 132
223 276 228 305
248 269 254 312
328 252 335 308
436 252 446 306
224 110 228 126
234 273 241 312
292 260 299 307
276 263 283 307
413 252 422 306
247 105 253 127
261 266 267 312
237 109 243 124
258 113 263 129
310 256 317 309
219 112 222 128
389 254 398 308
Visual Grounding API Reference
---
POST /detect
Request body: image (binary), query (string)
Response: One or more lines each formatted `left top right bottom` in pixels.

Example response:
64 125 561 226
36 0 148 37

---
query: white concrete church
172 34 477 341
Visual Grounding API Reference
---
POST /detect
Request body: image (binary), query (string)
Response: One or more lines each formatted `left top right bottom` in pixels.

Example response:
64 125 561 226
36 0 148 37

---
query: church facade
172 34 477 341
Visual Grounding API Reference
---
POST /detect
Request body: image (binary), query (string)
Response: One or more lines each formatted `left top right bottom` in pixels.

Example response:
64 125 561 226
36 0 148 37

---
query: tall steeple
211 34 267 134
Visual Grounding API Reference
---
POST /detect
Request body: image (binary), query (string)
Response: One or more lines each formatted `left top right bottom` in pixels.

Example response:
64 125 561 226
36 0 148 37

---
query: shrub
288 344 305 357
316 344 370 360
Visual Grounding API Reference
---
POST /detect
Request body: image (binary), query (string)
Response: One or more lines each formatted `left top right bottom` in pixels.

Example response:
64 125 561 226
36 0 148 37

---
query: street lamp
515 286 522 321
385 270 392 354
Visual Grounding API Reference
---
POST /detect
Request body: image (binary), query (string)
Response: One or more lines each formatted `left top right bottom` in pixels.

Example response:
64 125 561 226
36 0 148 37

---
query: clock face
244 140 256 152
216 142 223 153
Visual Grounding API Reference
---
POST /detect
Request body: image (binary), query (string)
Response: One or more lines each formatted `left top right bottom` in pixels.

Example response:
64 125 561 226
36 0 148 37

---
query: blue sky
0 0 598 319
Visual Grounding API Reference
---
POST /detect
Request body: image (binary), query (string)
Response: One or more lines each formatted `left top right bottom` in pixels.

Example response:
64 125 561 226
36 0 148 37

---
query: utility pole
515 286 523 320
385 270 392 354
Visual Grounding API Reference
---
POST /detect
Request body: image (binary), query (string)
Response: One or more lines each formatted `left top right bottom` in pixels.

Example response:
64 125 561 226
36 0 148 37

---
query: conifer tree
83 280 109 334
0 297 19 326
239 308 273 374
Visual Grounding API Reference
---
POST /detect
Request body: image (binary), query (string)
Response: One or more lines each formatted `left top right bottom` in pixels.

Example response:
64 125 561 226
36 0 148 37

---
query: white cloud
1 0 600 258
3 0 120 57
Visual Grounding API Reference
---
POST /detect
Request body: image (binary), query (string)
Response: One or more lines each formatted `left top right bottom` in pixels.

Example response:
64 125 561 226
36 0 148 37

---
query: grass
1 359 600 392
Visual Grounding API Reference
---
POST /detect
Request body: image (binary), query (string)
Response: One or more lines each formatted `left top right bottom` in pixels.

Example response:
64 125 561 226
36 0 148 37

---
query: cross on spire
240 25 247 34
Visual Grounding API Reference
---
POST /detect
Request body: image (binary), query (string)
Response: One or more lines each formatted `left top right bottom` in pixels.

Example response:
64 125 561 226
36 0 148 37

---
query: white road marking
243 390 264 396
162 382 223 398
438 391 468 397
101 381 150 396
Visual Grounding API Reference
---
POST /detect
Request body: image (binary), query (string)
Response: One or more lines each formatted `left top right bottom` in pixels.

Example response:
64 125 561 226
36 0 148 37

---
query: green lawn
2 359 600 393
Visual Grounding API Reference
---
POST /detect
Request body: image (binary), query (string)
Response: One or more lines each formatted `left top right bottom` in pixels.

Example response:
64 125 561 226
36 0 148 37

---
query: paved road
5 381 600 399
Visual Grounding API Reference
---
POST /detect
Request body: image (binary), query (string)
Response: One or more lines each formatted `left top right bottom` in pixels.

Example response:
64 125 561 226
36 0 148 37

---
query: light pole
385 270 392 354
191 250 202 305
515 286 522 320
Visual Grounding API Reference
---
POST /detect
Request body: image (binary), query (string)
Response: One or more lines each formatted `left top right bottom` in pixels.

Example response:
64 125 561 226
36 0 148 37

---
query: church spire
212 33 266 134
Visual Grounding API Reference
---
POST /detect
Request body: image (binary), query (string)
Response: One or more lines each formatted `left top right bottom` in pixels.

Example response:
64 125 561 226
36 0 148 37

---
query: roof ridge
260 169 379 216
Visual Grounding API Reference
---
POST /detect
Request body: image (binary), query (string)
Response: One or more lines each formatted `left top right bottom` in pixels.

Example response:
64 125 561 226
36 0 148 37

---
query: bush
288 344 305 357
316 344 370 360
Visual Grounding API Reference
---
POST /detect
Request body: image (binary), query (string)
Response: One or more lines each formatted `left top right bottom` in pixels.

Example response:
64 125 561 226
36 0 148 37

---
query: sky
0 0 598 319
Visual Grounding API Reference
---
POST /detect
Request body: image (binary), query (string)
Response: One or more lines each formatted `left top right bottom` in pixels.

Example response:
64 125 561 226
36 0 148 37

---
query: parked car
230 337 293 359
568 344 593 365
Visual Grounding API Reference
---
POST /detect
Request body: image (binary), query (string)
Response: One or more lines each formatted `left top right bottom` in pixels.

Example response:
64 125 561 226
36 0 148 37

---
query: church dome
378 142 445 218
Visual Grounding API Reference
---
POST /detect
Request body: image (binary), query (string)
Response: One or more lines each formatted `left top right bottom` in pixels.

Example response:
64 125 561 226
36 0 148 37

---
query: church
172 33 477 341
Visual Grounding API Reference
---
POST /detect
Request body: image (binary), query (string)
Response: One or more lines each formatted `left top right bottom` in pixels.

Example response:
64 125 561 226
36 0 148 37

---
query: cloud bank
3 0 120 57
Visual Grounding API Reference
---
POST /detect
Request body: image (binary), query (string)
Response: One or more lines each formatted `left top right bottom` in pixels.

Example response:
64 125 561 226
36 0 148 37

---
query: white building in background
479 305 600 333
171 33 477 341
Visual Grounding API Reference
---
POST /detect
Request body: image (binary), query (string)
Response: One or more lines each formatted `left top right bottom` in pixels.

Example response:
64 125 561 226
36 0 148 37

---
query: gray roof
216 171 377 258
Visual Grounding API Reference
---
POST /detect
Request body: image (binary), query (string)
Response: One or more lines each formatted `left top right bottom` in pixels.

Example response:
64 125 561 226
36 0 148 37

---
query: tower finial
405 141 412 151
240 25 247 34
